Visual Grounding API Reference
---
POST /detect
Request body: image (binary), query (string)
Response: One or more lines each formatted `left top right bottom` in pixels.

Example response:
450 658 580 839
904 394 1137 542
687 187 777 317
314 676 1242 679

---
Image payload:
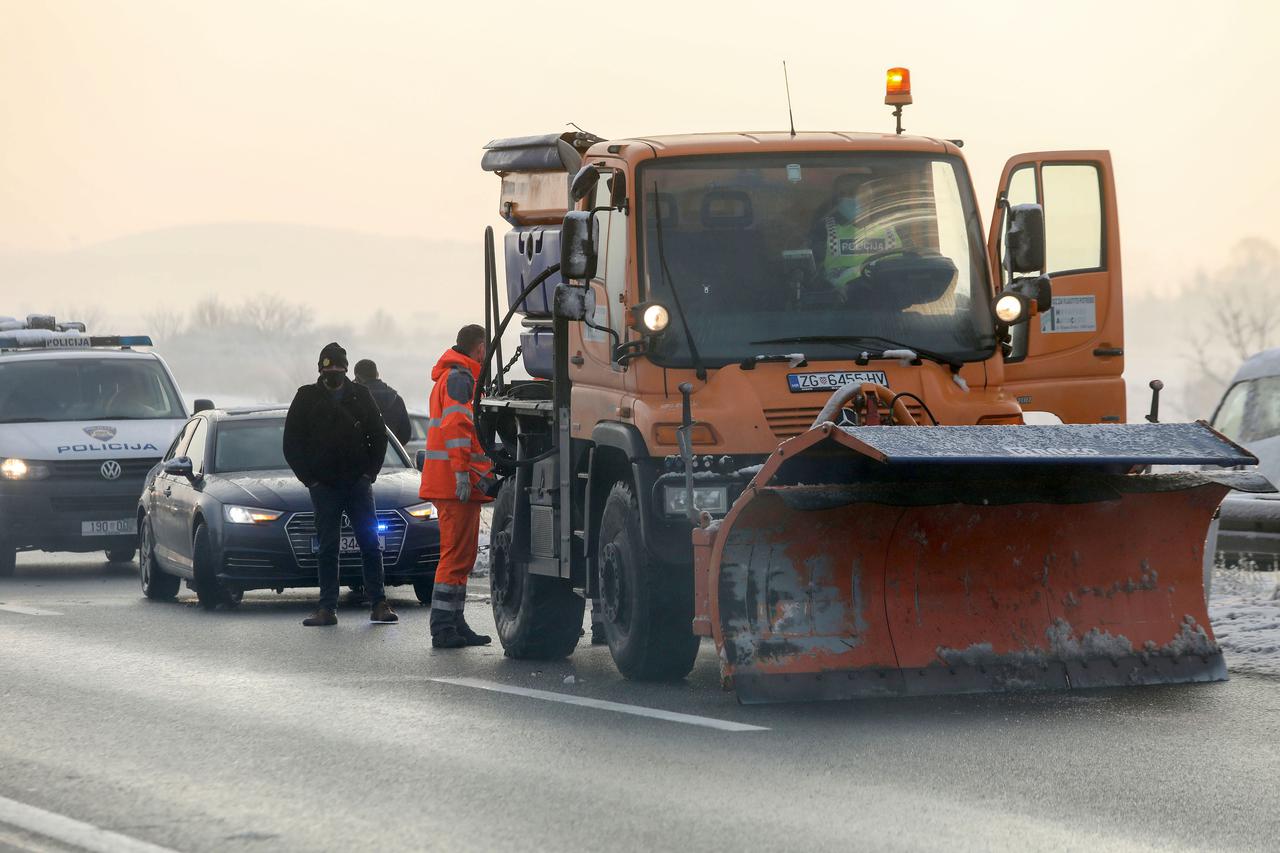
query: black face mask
321 372 345 389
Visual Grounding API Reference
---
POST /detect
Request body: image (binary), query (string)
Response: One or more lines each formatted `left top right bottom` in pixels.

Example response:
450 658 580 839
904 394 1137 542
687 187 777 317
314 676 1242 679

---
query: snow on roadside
1209 567 1280 677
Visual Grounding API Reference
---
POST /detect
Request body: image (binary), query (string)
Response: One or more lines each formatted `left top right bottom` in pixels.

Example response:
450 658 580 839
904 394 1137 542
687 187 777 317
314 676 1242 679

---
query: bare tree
238 295 314 335
143 307 187 344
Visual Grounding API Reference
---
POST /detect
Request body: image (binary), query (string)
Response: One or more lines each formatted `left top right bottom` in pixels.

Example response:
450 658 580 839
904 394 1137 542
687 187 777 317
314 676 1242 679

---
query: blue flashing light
376 522 389 533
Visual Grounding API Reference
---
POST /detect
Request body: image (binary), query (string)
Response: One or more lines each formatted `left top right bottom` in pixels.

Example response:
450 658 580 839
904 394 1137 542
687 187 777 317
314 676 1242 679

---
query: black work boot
432 625 467 649
303 608 337 627
456 616 491 646
590 622 607 645
370 600 399 624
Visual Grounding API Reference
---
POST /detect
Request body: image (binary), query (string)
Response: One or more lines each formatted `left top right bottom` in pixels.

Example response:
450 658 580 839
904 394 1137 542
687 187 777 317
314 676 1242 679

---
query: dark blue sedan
136 407 440 609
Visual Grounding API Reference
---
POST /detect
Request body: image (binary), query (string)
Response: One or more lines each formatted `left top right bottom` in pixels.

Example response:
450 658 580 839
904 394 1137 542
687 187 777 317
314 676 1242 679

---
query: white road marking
431 676 769 732
0 793 179 853
0 604 62 616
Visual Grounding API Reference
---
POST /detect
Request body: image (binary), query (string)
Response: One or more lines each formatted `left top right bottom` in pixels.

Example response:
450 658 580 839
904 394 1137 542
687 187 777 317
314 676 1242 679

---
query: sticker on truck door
1040 295 1097 333
787 371 888 392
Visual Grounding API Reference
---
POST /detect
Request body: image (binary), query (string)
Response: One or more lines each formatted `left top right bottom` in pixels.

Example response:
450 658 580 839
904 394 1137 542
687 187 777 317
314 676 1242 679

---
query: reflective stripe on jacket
418 347 493 503
821 215 902 289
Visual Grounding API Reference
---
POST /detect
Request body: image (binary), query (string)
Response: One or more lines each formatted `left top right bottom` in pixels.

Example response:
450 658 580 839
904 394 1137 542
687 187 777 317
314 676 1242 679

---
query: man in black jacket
283 342 398 627
353 359 411 446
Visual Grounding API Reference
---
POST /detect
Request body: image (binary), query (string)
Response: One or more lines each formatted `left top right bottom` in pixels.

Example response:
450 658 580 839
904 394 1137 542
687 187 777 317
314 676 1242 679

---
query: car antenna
783 61 797 138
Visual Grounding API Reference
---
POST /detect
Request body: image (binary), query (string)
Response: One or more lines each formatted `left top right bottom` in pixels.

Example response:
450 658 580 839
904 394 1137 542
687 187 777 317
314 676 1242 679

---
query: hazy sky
3 0 1277 297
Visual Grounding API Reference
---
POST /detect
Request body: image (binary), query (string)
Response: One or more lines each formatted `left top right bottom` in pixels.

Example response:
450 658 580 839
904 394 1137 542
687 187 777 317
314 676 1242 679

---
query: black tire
489 479 583 659
106 545 137 563
0 539 14 578
597 481 699 681
413 578 434 605
138 514 179 601
192 523 237 610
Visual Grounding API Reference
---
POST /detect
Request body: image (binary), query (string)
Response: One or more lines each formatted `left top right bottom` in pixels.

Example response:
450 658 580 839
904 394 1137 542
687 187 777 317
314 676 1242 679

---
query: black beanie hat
318 342 348 372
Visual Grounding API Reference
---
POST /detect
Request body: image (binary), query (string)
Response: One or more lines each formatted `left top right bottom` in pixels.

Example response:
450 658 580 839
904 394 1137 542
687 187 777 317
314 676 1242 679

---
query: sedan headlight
664 485 729 516
405 501 439 520
224 504 284 524
1 458 51 480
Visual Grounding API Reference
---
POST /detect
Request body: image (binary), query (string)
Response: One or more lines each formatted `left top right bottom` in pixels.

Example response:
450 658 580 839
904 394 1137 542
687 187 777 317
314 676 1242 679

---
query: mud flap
700 422 1271 703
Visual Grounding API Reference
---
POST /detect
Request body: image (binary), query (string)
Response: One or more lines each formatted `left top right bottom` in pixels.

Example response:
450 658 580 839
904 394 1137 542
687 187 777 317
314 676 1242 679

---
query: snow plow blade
693 422 1274 704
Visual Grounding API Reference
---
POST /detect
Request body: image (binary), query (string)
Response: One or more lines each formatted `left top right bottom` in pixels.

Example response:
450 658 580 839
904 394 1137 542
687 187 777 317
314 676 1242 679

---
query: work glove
454 471 472 502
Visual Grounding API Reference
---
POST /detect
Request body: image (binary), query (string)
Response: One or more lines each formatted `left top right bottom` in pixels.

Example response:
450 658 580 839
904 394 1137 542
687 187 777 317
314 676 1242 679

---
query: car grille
764 401 927 439
49 495 140 514
285 510 407 569
49 458 159 480
224 555 276 573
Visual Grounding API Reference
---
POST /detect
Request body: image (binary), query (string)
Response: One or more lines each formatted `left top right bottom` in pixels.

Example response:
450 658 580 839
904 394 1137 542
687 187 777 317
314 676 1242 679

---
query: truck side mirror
1006 203 1046 274
1010 274 1052 312
570 165 600 202
560 211 598 280
553 283 593 321
609 171 628 211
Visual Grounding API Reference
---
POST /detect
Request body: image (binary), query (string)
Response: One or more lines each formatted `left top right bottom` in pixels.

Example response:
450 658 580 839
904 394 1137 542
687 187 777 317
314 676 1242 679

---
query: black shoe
590 623 607 645
370 600 399 624
432 626 468 649
303 608 337 627
456 618 491 646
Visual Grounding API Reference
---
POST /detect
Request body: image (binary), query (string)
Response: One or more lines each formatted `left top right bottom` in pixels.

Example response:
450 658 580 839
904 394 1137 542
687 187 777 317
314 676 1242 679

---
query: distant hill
0 222 483 330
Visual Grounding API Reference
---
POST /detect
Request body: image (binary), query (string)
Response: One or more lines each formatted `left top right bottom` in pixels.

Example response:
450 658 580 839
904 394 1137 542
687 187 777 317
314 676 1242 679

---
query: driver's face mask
321 371 345 389
836 197 859 223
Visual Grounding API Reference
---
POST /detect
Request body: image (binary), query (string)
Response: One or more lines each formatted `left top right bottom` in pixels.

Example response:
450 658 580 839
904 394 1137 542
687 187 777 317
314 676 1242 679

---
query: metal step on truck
472 71 1271 702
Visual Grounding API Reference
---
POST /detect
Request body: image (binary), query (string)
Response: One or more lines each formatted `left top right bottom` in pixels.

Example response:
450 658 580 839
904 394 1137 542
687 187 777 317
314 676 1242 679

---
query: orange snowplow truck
474 75 1271 702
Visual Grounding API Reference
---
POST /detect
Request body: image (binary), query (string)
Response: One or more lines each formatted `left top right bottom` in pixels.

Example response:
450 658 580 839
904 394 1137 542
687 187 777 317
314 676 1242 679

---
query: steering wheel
858 248 920 279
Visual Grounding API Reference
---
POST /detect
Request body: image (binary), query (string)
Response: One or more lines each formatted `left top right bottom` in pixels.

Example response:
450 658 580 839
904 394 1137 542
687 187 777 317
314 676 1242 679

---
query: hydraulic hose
811 382 917 428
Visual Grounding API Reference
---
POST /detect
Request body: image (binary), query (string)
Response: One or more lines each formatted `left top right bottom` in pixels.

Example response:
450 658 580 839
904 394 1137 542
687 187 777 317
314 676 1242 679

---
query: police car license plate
311 535 384 554
81 519 136 536
787 370 889 393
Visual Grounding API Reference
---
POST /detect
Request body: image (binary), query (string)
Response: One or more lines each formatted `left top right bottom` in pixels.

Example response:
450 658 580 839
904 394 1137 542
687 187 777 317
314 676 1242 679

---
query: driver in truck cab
810 172 903 293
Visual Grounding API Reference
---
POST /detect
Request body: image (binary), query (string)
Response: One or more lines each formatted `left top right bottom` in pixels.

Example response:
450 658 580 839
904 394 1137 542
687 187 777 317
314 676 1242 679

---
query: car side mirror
1005 203 1046 274
163 456 194 480
193 398 214 413
560 211 598 280
415 450 427 471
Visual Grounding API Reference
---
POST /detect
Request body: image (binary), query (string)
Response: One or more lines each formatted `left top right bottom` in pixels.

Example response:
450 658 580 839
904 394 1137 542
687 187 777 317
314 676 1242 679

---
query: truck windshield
637 153 996 367
0 358 184 423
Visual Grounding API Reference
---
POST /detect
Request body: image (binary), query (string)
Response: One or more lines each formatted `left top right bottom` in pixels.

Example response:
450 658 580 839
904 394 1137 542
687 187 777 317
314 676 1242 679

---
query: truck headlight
631 302 670 334
994 293 1027 324
224 505 284 525
405 501 438 520
1 458 50 480
664 485 729 516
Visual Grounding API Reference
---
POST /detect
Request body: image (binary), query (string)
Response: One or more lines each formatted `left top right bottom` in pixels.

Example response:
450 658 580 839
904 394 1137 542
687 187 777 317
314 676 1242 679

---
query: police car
0 315 201 575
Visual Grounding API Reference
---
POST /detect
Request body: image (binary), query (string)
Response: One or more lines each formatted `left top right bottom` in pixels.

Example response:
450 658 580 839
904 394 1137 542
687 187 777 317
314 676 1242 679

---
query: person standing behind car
353 358 412 446
419 325 494 649
284 342 398 627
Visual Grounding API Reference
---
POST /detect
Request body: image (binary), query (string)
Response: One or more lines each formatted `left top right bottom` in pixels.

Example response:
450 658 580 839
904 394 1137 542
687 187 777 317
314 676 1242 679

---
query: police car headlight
664 485 729 516
1 458 50 480
405 501 438 520
224 505 284 525
994 293 1028 324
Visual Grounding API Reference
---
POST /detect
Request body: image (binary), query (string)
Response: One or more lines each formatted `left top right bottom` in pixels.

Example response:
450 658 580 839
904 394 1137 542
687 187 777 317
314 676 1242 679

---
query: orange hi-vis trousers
434 499 483 587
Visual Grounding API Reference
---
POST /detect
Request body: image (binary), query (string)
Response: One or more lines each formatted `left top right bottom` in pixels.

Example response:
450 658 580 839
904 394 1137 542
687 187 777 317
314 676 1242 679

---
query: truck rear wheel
597 481 699 682
490 479 582 659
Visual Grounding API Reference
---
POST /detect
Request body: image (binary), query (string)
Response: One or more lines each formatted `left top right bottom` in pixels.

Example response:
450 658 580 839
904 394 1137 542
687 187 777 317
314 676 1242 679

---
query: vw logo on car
100 460 122 480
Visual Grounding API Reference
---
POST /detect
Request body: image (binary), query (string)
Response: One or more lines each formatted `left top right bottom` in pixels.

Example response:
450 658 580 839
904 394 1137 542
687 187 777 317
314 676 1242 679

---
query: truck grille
285 510 407 569
764 401 927 439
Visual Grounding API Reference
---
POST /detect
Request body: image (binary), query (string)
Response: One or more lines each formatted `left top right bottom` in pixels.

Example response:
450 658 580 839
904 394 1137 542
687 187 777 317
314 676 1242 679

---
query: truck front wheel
597 481 699 681
490 479 583 659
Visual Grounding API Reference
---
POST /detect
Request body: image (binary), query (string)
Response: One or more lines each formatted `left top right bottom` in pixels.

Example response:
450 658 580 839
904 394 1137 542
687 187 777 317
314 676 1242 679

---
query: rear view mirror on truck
570 164 600 202
1005 203 1046 274
560 210 598 280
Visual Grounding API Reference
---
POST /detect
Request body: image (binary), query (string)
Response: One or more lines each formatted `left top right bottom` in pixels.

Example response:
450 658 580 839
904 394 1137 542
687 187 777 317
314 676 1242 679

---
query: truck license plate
81 519 136 536
787 370 889 393
311 535 384 554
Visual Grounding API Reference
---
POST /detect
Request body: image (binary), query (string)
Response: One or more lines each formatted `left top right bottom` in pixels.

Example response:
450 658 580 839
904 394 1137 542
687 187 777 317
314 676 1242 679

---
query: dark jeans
308 479 386 612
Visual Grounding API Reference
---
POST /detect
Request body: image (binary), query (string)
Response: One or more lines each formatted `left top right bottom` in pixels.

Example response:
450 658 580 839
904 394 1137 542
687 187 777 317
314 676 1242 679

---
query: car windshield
1212 375 1280 444
213 418 409 473
637 152 996 367
0 357 185 423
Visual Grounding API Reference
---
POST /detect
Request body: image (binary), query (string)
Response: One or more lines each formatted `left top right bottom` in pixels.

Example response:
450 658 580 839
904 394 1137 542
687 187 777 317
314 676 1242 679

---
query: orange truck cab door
987 151 1125 423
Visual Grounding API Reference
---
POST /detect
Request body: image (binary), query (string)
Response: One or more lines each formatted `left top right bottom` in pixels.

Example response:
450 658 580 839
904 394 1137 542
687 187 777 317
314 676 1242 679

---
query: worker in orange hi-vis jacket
419 324 495 649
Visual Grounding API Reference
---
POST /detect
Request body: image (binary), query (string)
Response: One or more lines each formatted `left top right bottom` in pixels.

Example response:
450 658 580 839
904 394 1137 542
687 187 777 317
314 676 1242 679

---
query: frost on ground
1209 566 1280 677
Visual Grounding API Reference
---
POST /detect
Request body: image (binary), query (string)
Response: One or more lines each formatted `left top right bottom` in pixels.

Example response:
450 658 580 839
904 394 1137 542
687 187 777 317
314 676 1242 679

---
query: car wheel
106 545 137 563
597 481 699 682
0 538 15 578
413 578 434 605
192 522 235 611
489 478 583 659
138 515 179 601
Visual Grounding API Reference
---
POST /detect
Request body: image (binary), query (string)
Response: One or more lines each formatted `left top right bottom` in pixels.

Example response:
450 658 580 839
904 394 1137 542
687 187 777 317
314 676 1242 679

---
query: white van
0 316 201 575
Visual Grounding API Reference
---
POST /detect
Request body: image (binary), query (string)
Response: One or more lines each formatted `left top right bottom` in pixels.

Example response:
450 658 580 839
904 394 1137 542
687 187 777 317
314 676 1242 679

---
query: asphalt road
1 553 1278 853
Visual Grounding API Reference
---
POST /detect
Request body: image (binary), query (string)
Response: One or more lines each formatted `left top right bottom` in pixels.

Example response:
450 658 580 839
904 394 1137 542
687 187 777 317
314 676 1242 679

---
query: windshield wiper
749 335 964 371
651 180 707 381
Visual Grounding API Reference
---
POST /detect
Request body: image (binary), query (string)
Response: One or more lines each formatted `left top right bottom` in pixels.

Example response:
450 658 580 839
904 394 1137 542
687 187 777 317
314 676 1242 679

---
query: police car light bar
0 332 154 351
